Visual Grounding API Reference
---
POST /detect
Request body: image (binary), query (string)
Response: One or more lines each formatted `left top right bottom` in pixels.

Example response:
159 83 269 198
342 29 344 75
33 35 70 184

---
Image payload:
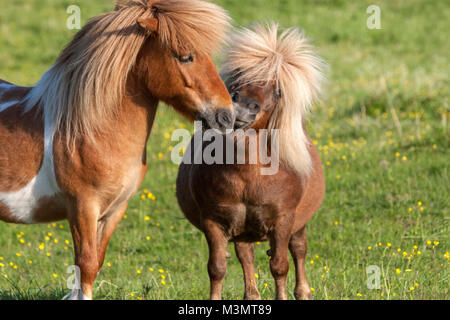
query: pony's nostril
250 103 261 112
216 110 234 129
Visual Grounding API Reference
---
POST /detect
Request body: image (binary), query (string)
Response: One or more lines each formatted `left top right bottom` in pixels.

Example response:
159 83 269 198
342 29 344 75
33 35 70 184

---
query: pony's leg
289 227 312 300
204 219 228 300
234 242 260 300
66 201 99 300
96 202 128 271
269 219 292 300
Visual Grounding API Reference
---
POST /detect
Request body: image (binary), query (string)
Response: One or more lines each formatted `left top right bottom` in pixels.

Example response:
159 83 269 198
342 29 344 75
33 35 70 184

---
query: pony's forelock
223 22 325 177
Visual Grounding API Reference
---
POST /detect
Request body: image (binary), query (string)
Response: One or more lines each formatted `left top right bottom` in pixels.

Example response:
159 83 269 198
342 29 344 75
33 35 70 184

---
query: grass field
0 0 448 300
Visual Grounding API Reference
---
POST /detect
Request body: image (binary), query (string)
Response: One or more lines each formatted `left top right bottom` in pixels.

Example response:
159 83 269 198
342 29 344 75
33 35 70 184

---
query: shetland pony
176 23 325 300
0 0 234 300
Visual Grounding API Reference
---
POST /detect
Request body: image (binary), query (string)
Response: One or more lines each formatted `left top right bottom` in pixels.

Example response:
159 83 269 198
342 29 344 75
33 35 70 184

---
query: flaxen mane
25 0 230 145
222 22 325 176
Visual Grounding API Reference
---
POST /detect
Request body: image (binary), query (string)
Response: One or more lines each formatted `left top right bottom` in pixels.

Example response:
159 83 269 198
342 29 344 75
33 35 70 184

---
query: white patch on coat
0 83 60 224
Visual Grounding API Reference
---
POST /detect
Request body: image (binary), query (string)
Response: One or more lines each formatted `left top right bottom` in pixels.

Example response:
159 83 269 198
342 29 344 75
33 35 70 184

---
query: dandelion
417 251 422 255
357 293 362 297
402 156 407 161
395 269 401 274
161 280 166 285
53 273 58 278
46 252 51 257
426 240 431 246
161 274 166 279
19 239 25 244
149 267 154 272
417 201 422 206
395 152 400 157
310 287 315 292
136 269 142 275
144 216 150 221
409 287 414 291
65 240 70 245
433 241 439 246
146 236 151 241
140 194 146 200
158 269 164 273
368 246 372 250
334 221 339 226
264 283 268 288
107 262 111 267
254 273 259 279
16 253 22 257
310 260 314 264
387 242 392 247
413 245 418 250
408 207 412 212
414 282 419 287
402 252 407 257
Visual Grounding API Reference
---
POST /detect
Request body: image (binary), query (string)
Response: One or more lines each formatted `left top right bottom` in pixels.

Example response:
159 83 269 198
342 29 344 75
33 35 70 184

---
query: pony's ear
138 17 159 34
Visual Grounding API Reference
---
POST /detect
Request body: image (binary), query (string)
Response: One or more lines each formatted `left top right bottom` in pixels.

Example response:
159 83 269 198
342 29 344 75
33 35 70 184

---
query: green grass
0 0 448 300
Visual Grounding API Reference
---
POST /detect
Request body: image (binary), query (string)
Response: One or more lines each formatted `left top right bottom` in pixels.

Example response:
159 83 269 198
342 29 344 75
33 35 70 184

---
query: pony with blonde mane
0 0 234 300
177 22 326 300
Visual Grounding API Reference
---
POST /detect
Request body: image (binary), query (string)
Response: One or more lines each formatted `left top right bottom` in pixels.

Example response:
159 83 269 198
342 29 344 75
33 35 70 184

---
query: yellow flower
254 273 259 279
0 263 4 268
53 273 58 278
149 267 154 272
310 287 315 292
334 221 339 226
310 260 314 264
65 240 70 245
54 238 59 244
443 252 449 259
395 152 401 157
387 242 392 247
158 269 164 273
409 287 414 291
161 280 166 285
39 243 45 250
16 253 22 257
140 194 146 200
395 269 401 274
417 250 422 255
46 252 51 257
264 283 268 288
144 216 150 221
414 282 419 287
161 274 166 279
402 252 407 257
136 269 141 274
426 240 431 245
356 293 362 297
107 262 111 267
417 201 422 206
408 207 412 212
19 239 25 244
433 241 439 246
413 245 418 250
146 236 151 240
368 246 372 250
402 156 407 161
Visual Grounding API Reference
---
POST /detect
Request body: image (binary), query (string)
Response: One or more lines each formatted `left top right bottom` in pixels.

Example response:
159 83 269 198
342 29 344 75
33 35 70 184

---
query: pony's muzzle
215 109 234 130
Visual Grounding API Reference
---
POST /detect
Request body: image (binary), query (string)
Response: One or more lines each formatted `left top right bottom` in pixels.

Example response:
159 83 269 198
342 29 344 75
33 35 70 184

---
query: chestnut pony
0 0 233 299
176 23 325 300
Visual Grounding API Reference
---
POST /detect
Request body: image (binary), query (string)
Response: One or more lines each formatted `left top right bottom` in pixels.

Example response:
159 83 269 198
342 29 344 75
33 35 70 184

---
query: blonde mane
25 0 230 145
222 22 325 177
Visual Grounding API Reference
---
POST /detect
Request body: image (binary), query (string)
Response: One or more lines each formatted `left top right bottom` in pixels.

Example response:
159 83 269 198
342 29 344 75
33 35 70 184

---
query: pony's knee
208 258 227 281
270 256 289 279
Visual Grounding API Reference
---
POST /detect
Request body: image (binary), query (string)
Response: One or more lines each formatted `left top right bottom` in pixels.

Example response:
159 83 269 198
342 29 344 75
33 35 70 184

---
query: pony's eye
231 92 239 103
178 54 194 63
